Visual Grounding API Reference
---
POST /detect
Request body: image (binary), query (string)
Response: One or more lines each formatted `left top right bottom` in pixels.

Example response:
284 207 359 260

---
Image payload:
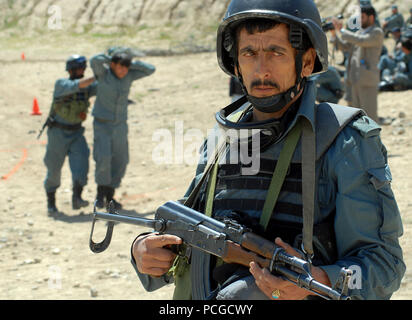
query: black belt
50 121 82 131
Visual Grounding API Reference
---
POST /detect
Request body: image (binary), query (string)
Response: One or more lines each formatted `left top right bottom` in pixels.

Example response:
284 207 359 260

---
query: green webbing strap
259 121 303 230
301 119 316 258
184 140 225 210
205 159 219 217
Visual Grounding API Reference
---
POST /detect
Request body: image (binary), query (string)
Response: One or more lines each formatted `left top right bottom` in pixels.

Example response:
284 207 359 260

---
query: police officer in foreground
44 55 97 214
131 0 405 300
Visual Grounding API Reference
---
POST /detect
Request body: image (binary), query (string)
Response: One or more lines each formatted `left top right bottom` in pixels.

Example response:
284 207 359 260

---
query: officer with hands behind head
90 48 155 210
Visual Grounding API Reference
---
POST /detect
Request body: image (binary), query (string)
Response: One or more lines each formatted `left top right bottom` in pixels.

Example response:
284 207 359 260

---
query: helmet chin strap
246 78 305 114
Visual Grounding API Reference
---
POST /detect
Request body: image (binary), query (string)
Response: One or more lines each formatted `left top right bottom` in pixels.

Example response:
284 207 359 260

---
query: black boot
47 192 58 214
379 81 394 92
72 183 89 210
95 185 107 209
106 187 122 210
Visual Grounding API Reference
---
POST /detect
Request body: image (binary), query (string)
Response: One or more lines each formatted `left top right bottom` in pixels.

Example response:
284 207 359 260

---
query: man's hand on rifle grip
132 233 182 277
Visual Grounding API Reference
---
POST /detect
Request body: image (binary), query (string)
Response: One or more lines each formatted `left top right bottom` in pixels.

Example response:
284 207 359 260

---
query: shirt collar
294 79 316 131
361 25 374 34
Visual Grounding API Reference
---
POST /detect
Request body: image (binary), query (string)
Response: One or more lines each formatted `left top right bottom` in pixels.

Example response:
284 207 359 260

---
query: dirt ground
0 38 411 300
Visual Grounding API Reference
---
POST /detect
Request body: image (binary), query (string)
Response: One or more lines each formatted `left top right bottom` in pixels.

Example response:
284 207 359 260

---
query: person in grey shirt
90 50 155 209
331 4 383 123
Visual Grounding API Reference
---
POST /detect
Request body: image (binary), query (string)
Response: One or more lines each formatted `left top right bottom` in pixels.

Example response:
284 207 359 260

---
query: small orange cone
21 52 25 61
31 97 42 115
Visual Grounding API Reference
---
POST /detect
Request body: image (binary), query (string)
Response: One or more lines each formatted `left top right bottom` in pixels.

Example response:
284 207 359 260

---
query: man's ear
301 48 316 78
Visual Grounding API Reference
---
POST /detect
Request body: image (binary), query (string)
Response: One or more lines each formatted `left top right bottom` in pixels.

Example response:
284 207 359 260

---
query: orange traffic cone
21 52 25 61
31 97 42 115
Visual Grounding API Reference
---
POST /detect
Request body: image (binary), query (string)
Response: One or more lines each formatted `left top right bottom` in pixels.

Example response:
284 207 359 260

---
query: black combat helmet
66 55 87 71
216 0 328 78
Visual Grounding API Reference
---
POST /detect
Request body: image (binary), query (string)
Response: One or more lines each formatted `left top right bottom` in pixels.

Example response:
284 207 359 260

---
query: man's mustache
250 79 280 90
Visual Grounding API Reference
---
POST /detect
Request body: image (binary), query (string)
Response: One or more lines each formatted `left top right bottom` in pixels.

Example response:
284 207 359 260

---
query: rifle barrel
93 211 164 231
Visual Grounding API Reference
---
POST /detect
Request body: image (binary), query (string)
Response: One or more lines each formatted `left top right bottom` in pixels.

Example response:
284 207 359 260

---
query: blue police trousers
93 119 129 189
44 126 90 193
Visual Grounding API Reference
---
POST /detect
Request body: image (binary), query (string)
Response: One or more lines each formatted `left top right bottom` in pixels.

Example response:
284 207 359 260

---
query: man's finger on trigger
150 247 178 262
150 234 182 246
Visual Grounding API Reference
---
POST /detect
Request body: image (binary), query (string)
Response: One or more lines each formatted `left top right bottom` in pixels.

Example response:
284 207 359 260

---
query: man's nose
254 55 271 80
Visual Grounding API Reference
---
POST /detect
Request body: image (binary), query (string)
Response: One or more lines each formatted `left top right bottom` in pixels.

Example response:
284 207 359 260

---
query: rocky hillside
0 0 410 53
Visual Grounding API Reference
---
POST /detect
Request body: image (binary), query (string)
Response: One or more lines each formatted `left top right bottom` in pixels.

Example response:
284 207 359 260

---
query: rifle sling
301 118 315 258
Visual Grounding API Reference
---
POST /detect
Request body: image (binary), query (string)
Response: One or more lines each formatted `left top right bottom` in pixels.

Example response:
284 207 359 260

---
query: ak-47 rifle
37 115 55 140
89 201 352 300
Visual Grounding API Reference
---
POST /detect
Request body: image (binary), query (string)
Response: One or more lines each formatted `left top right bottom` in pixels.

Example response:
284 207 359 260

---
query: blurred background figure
330 3 383 123
378 27 404 80
312 66 344 104
379 29 412 91
382 5 405 38
406 8 412 28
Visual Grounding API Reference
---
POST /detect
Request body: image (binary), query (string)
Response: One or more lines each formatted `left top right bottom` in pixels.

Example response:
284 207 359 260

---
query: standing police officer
90 49 155 210
131 0 404 300
44 55 97 214
331 3 383 123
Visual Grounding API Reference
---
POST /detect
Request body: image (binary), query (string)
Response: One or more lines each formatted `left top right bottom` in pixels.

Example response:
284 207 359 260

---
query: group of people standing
310 2 411 125
43 48 155 214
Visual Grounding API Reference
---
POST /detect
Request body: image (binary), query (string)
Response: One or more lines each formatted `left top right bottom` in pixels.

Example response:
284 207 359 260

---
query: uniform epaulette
347 115 381 138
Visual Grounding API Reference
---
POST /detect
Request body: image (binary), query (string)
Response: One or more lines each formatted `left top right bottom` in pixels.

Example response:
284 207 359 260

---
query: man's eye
243 51 255 57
